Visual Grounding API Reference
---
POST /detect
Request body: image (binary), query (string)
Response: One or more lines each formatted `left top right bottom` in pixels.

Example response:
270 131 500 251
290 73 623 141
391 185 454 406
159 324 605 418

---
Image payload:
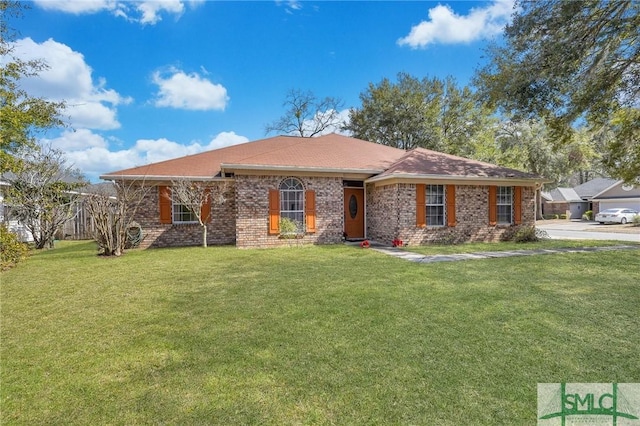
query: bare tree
265 89 345 137
4 147 86 249
167 179 228 248
85 180 149 256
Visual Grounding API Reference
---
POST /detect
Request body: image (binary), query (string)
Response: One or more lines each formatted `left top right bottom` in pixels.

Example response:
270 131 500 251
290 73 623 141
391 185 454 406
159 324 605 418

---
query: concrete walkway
363 243 640 264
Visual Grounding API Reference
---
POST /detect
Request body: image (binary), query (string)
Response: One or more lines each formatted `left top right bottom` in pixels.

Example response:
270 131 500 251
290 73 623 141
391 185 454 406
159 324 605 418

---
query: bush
633 215 640 227
559 214 567 220
582 210 593 220
279 217 302 238
508 226 550 243
0 224 29 271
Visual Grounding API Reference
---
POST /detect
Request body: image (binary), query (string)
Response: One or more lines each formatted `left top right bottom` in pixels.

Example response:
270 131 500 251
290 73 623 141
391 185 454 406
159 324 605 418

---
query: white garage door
599 199 640 211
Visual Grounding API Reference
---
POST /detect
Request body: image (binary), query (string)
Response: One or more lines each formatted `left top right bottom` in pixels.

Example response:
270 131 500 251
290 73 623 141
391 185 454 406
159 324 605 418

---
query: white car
594 208 639 224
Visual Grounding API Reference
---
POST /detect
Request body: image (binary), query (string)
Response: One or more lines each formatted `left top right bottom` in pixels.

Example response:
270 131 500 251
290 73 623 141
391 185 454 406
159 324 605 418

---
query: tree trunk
536 189 544 220
202 224 207 248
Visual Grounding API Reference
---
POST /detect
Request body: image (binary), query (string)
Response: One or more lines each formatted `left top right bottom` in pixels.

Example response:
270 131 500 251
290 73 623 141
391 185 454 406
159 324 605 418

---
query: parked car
594 208 639 224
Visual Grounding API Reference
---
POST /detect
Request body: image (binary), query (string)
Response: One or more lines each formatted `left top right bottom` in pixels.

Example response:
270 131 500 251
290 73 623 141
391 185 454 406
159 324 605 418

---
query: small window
280 178 304 231
426 184 445 226
497 186 513 224
173 203 198 223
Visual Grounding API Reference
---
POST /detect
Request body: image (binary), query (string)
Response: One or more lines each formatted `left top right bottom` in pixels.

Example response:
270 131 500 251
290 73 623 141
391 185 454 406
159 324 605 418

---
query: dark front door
344 188 364 239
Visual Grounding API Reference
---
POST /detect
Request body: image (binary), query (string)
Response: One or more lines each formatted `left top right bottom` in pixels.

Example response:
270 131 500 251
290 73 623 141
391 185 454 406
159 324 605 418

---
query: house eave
99 174 233 182
220 163 383 175
365 173 549 186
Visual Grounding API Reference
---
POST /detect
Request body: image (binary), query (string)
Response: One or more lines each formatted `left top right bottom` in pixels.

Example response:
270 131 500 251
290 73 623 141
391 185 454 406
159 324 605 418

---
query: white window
497 186 513 224
280 178 304 230
426 184 445 226
173 202 198 224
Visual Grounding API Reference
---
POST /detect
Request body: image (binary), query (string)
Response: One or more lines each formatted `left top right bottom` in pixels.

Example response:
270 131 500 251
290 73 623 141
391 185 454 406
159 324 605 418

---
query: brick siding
367 183 536 245
133 178 537 249
235 175 343 248
135 182 236 248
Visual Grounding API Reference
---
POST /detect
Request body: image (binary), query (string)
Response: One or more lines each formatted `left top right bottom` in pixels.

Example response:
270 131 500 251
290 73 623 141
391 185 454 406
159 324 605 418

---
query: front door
344 188 364 239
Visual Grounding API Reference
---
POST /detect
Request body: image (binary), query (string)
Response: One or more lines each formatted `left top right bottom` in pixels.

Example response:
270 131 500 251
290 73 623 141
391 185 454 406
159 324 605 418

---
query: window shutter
305 190 316 233
446 185 456 227
159 186 172 224
514 186 522 225
488 186 497 226
416 184 426 227
268 189 280 235
201 188 211 223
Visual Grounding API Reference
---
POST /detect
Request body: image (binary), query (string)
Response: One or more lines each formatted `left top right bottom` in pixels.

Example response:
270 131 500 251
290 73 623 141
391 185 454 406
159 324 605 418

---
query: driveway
537 220 640 242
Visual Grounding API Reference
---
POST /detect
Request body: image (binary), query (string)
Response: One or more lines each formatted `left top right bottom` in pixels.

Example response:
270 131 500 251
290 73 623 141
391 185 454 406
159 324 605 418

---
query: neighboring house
100 134 547 249
0 178 113 242
542 178 621 219
541 187 585 219
0 181 34 242
592 180 640 212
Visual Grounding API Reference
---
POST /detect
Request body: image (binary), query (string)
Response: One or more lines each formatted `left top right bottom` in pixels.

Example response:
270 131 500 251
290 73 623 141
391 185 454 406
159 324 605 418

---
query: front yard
1 241 639 424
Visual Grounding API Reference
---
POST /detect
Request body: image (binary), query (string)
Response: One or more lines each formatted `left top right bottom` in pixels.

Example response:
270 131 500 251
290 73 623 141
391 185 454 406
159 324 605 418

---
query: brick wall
235 175 344 248
367 183 536 245
135 182 236 248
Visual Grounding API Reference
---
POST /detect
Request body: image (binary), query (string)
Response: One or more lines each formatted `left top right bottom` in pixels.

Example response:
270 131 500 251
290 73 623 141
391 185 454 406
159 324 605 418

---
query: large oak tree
475 0 640 182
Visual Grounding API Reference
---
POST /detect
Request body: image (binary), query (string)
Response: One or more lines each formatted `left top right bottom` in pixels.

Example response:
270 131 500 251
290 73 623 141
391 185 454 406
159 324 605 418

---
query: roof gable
574 178 618 198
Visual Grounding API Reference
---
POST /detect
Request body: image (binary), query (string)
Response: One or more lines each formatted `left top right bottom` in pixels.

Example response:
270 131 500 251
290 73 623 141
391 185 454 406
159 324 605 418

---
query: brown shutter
488 186 497 226
416 184 426 227
268 189 280 235
305 190 316 233
201 188 211 223
514 186 522 225
446 185 456 227
159 186 172 224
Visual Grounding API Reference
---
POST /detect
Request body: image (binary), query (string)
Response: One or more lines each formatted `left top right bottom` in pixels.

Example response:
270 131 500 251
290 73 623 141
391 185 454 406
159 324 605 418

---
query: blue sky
9 0 515 181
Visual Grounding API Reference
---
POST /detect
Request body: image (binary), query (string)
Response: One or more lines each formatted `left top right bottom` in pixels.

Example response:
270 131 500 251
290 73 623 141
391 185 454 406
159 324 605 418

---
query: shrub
0 224 29 271
633 215 640 227
279 217 302 238
559 214 567 220
582 210 593 221
508 226 550 243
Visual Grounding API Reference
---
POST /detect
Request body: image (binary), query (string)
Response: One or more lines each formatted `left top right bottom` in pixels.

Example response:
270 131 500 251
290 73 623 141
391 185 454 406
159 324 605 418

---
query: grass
2 241 639 425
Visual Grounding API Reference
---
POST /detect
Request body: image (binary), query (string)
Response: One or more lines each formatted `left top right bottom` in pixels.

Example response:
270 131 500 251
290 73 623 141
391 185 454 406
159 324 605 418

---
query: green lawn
2 241 639 425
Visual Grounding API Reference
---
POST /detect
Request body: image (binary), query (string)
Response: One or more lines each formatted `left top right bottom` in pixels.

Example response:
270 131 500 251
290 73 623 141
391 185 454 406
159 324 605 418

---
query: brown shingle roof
369 148 542 182
101 135 546 184
100 134 407 179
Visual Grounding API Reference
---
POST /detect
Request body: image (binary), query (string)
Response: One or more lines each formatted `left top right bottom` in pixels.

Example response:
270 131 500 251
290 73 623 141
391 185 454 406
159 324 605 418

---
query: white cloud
33 0 118 14
302 109 351 137
398 0 514 48
10 38 131 130
33 0 201 25
45 130 249 181
152 69 229 111
137 0 184 24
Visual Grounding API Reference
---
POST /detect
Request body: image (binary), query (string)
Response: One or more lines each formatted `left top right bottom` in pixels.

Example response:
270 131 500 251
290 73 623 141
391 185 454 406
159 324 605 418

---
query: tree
1 1 66 173
494 119 597 218
265 89 345 137
4 147 86 249
345 73 497 156
166 179 228 248
600 108 640 184
475 0 640 181
85 180 149 256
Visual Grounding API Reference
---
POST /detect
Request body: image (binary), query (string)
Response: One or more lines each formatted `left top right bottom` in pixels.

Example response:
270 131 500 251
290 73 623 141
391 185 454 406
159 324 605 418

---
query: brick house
100 134 546 249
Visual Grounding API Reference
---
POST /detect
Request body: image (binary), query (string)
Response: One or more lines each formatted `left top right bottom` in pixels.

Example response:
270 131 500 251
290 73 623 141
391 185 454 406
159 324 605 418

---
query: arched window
280 178 304 229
